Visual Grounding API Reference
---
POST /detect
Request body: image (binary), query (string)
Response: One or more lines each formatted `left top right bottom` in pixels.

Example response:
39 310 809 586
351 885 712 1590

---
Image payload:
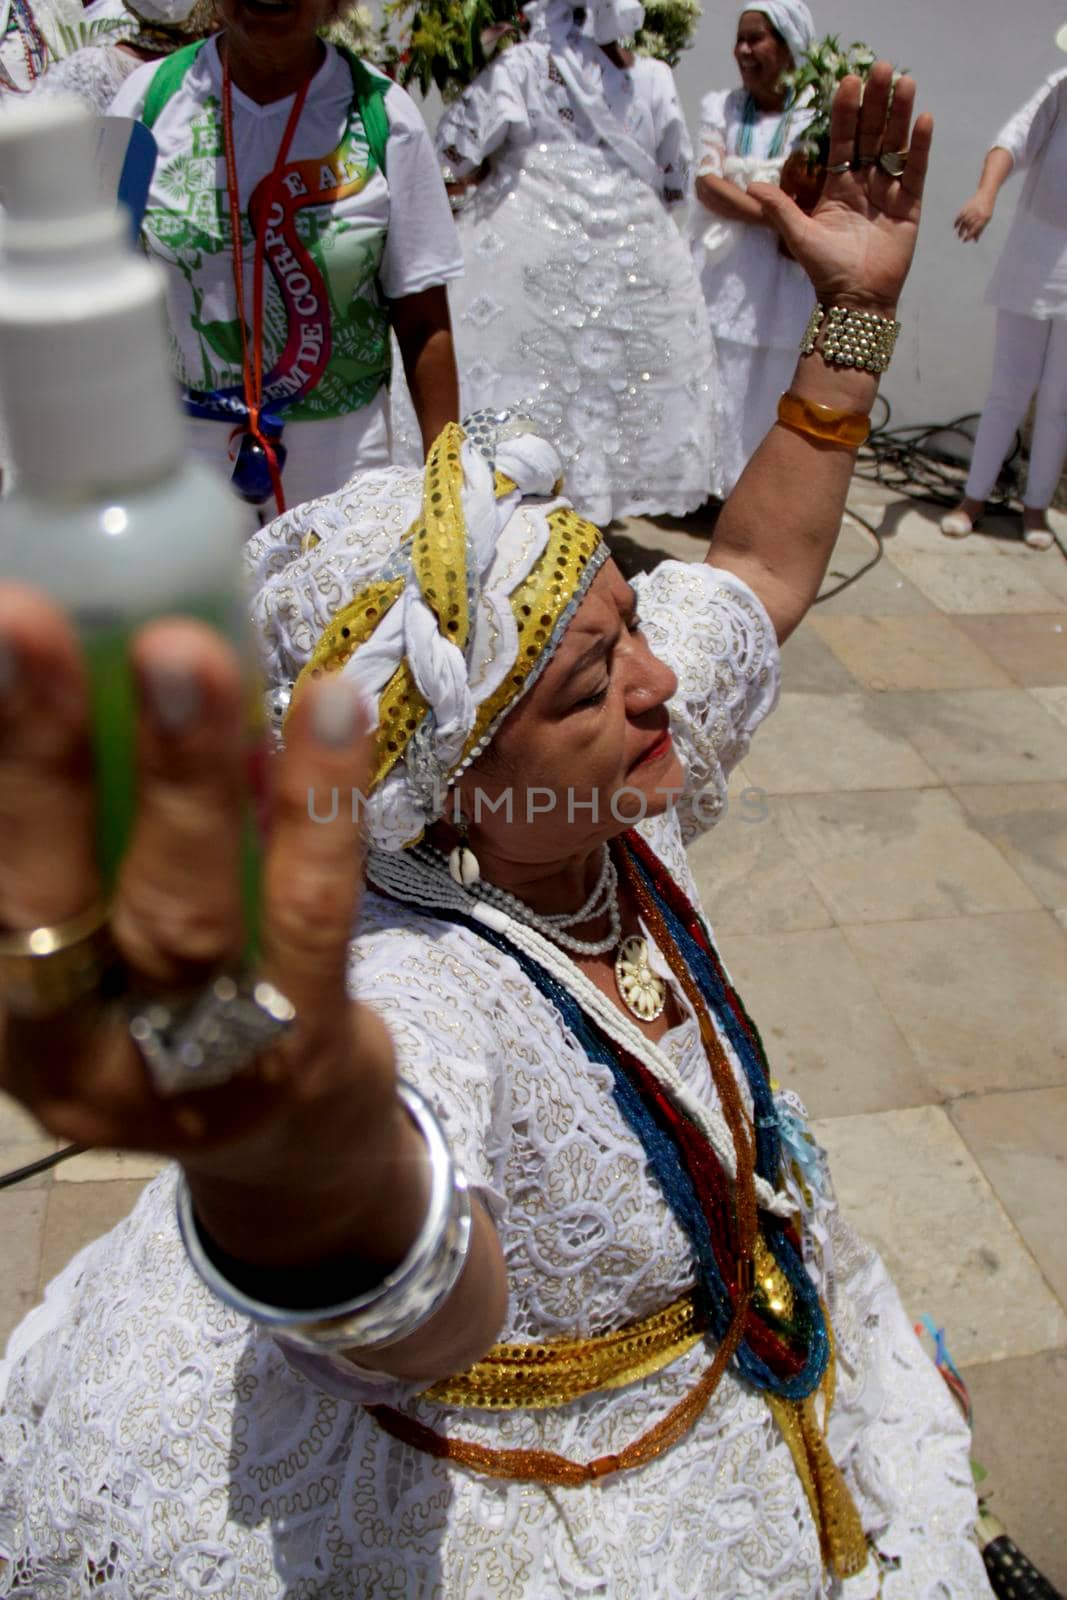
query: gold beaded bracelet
777 392 871 450
800 303 901 374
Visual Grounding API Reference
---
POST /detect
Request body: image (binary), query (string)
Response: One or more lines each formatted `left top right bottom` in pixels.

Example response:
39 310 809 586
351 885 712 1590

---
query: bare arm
706 65 933 643
695 171 773 227
390 284 460 459
954 146 1013 242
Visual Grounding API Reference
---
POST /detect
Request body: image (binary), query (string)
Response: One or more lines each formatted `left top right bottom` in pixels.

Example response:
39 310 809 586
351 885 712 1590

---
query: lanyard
220 45 313 514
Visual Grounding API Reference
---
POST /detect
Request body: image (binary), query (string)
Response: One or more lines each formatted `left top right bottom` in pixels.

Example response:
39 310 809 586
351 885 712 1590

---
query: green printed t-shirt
110 39 463 427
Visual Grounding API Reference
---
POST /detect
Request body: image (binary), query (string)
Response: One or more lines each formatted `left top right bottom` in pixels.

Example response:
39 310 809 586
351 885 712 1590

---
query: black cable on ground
814 503 884 602
0 1143 82 1190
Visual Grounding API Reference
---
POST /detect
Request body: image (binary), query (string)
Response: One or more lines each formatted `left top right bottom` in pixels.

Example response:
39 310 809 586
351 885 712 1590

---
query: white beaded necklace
421 843 620 955
365 844 792 1218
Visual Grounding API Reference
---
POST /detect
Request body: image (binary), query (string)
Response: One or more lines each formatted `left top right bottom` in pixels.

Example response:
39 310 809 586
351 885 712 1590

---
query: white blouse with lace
0 562 989 1598
691 86 816 351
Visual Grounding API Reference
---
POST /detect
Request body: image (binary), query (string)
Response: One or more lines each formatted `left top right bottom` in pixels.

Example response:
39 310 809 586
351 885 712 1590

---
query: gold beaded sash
366 1289 869 1580
423 1291 705 1410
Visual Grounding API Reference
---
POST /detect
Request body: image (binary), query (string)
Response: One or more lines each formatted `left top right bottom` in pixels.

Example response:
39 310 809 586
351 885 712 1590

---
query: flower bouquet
779 35 878 211
323 1 392 65
385 0 701 99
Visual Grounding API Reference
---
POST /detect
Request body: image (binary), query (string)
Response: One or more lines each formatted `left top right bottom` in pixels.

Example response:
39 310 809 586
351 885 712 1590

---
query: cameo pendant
614 935 668 1022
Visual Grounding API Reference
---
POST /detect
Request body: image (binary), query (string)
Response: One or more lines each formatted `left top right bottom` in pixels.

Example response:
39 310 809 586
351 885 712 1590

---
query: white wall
670 0 1067 428
413 1 1066 430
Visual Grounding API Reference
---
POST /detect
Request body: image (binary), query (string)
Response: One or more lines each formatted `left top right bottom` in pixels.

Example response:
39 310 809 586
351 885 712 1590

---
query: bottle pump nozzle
0 97 180 494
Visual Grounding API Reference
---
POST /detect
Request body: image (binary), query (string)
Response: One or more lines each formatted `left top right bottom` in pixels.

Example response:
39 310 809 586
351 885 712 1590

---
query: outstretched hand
0 588 394 1176
749 62 933 315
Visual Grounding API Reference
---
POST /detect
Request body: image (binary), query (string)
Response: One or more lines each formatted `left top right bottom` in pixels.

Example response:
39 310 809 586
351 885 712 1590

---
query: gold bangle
776 392 871 449
800 302 901 375
0 901 114 1019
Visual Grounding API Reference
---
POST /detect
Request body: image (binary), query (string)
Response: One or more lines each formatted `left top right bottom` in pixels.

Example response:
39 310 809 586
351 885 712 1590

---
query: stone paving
1 480 1065 1584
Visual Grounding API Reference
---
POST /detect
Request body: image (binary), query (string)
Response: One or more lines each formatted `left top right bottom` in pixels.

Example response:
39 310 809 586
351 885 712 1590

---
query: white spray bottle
0 98 261 943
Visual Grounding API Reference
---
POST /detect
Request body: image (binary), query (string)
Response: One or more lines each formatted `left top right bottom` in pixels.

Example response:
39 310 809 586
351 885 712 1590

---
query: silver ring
826 160 852 174
878 150 908 177
129 974 296 1096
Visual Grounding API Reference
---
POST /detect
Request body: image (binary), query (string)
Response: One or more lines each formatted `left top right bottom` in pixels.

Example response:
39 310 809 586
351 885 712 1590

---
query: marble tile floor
1 484 1065 1584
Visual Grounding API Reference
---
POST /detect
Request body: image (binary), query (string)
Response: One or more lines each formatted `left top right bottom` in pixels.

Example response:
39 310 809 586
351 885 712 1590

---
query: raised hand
749 62 934 314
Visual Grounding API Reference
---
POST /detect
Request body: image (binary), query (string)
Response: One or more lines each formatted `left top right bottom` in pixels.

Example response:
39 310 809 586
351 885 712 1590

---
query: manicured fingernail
144 660 201 732
311 678 362 746
0 637 19 698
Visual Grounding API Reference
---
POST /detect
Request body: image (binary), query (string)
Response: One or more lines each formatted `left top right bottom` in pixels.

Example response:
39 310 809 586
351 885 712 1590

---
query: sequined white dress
0 552 989 1598
422 37 719 522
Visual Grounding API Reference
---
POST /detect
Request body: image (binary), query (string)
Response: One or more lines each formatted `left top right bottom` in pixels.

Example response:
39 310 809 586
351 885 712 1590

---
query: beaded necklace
368 832 829 1399
367 834 871 1575
737 89 796 160
1 0 48 88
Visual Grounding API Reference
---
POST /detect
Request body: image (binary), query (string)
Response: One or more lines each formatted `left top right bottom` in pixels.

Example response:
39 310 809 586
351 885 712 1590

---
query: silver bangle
176 1081 472 1353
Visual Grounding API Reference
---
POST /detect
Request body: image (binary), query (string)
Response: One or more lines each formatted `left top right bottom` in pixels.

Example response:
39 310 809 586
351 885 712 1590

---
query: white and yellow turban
248 418 609 852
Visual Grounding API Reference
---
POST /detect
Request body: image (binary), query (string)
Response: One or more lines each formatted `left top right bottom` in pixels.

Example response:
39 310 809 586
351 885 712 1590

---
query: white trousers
967 308 1067 508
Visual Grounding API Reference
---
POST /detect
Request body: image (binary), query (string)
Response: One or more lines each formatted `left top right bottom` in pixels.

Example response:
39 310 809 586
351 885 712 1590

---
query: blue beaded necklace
738 89 797 160
402 835 829 1403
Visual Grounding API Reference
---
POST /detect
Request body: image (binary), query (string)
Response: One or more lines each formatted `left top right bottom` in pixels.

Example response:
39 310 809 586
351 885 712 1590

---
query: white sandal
1023 526 1054 550
940 510 975 538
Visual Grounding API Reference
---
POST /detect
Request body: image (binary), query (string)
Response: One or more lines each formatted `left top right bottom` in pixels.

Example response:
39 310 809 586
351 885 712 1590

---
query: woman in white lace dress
0 67 991 1600
429 0 718 523
692 2 817 494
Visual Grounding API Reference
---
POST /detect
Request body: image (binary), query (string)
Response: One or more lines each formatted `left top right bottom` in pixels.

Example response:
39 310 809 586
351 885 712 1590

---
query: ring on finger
826 160 852 174
0 901 115 1019
878 150 909 177
128 974 296 1097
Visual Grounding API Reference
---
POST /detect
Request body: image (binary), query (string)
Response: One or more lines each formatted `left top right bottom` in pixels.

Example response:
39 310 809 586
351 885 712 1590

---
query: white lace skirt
396 142 721 523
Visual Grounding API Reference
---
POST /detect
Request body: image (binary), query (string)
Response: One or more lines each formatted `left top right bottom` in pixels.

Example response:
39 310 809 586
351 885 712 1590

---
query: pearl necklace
419 843 668 1019
416 843 622 956
365 844 790 1217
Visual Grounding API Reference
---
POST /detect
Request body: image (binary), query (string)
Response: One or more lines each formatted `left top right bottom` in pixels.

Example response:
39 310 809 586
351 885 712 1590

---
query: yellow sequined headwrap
287 422 607 845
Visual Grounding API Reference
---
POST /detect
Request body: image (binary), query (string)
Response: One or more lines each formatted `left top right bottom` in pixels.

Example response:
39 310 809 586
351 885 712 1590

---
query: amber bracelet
776 392 871 450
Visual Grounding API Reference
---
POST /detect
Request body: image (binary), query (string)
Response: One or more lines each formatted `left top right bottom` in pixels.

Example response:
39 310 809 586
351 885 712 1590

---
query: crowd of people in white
2 0 1064 528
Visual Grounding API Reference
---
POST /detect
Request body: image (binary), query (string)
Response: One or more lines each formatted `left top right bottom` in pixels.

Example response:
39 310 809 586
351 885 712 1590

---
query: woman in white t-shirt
110 0 463 516
941 58 1067 551
691 2 816 495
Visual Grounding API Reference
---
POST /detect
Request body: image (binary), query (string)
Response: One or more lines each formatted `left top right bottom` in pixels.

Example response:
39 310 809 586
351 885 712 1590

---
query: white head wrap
582 0 644 45
524 0 644 48
740 0 815 64
249 418 608 853
521 0 658 186
127 0 200 22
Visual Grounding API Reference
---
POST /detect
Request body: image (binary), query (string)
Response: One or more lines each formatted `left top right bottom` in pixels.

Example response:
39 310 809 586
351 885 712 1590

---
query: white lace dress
691 87 817 494
26 41 138 111
404 37 719 522
0 562 990 1599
